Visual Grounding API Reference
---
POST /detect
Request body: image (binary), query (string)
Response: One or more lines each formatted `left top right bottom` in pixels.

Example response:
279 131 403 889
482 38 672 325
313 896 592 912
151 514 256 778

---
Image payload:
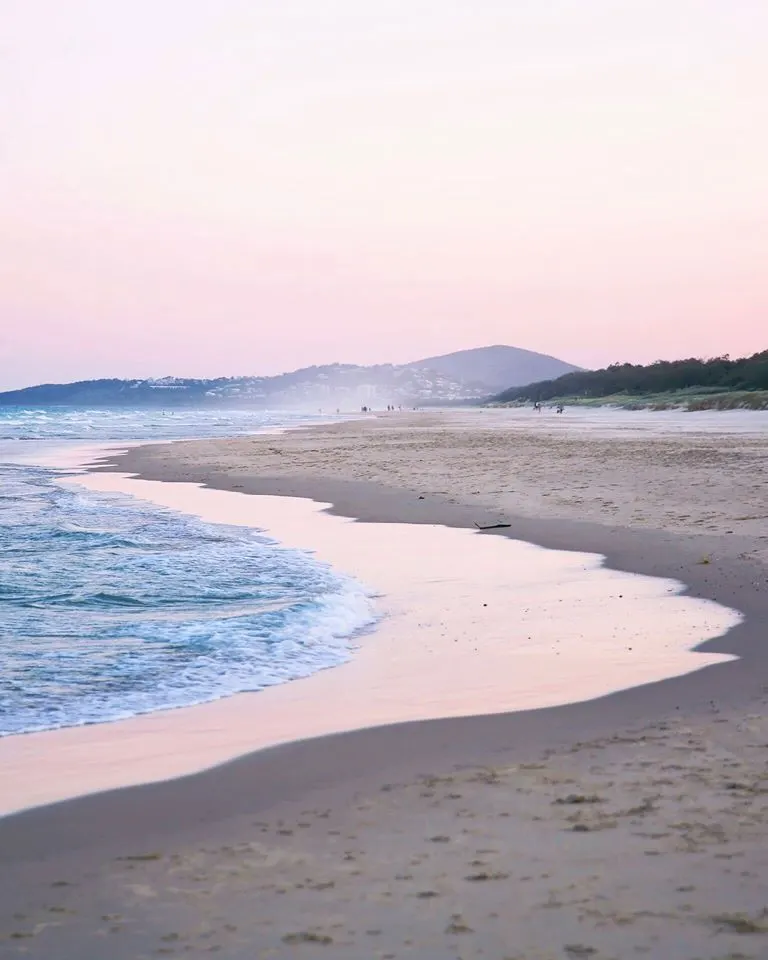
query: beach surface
2 409 768 959
103 408 768 570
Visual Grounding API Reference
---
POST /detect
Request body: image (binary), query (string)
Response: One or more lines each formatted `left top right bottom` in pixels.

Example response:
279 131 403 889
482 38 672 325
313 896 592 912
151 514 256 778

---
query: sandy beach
2 409 768 959
108 408 768 568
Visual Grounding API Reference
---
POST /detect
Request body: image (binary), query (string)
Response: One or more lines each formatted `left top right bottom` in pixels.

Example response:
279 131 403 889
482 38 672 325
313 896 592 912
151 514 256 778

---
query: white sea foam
0 411 376 736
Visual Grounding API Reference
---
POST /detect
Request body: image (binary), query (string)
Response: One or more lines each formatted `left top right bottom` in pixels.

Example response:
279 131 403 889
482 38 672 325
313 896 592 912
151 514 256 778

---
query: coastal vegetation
492 350 768 410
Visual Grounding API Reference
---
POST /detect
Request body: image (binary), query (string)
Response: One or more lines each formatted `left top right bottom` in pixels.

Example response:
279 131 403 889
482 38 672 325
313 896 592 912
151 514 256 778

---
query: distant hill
492 350 768 404
410 345 580 391
0 345 580 408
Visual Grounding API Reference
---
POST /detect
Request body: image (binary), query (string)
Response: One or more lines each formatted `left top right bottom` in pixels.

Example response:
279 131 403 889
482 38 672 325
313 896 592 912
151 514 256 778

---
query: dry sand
111 408 768 567
4 705 768 959
2 409 768 959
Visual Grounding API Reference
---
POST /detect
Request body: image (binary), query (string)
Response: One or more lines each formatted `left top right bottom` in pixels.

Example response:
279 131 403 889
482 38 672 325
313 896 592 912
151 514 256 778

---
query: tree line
494 350 768 403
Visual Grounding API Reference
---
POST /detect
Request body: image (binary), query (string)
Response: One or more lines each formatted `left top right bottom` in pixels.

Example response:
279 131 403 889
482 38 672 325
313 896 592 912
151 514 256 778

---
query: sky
2 0 767 389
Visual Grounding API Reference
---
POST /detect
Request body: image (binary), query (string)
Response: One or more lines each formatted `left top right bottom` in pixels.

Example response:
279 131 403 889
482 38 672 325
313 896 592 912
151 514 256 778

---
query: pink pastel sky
2 1 767 390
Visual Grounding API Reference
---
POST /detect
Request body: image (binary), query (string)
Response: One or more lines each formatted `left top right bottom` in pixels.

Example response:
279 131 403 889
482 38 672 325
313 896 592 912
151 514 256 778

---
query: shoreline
3 412 768 957
0 463 736 816
3 422 767 836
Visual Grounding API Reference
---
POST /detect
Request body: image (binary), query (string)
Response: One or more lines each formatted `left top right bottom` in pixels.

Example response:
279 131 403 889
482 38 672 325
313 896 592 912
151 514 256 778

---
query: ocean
0 407 375 736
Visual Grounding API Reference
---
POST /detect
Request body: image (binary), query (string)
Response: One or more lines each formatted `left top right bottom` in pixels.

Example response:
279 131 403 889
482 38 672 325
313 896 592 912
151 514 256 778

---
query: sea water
0 407 375 736
0 405 328 443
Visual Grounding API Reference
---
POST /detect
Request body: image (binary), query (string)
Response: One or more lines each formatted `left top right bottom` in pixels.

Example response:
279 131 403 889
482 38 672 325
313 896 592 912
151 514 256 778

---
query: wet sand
0 475 735 817
2 410 768 959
